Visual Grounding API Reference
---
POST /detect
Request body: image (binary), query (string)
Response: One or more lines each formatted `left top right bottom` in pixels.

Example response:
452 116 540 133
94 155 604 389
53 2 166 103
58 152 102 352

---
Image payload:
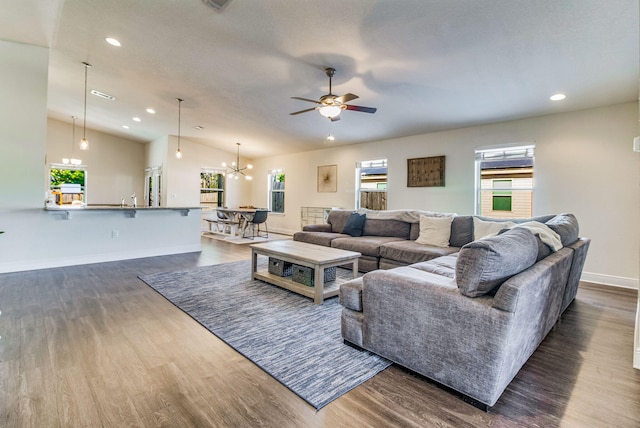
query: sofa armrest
302 223 332 232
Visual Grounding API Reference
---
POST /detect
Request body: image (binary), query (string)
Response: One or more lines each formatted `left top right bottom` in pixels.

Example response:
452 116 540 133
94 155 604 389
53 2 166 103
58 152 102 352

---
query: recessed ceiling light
132 117 141 122
122 125 130 129
550 93 566 101
194 125 204 130
146 108 156 114
106 37 121 47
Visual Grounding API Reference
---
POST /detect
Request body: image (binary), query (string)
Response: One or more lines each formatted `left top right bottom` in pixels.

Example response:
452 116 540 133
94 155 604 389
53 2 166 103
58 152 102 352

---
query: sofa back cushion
363 218 411 239
545 213 579 246
327 210 354 233
455 227 538 297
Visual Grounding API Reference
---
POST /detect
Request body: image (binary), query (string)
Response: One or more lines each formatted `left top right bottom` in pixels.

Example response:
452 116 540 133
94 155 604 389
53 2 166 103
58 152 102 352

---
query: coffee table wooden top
250 240 360 264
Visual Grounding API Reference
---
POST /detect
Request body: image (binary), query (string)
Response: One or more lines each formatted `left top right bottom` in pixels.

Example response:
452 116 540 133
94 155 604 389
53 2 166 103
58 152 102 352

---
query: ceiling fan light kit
290 67 377 121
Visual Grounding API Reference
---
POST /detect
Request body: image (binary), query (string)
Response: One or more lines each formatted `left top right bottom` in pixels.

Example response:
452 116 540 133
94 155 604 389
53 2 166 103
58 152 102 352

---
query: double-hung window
268 169 285 213
475 145 534 218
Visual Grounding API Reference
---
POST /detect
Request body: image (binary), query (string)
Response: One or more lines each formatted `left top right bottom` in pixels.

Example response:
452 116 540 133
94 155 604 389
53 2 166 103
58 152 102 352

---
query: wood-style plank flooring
1 236 639 427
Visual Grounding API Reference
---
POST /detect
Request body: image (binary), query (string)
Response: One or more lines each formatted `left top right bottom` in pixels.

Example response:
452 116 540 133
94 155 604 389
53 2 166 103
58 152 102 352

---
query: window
356 159 387 210
475 145 534 218
268 169 285 213
48 164 87 206
201 169 225 209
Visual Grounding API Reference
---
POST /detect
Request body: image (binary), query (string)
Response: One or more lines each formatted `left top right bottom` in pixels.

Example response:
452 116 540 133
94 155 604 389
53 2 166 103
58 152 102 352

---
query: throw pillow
415 215 453 247
342 212 366 237
473 217 516 240
455 227 538 297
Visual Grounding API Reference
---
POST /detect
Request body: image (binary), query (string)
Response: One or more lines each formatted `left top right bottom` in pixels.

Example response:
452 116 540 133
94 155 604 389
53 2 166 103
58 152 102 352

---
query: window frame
268 169 285 214
355 159 388 210
475 144 534 217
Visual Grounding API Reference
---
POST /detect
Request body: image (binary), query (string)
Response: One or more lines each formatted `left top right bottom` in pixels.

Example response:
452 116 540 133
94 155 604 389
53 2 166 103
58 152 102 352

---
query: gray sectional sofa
294 208 590 409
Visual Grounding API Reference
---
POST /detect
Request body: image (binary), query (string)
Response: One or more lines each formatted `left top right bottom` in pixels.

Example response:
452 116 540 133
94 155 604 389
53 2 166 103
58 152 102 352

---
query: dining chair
243 209 268 239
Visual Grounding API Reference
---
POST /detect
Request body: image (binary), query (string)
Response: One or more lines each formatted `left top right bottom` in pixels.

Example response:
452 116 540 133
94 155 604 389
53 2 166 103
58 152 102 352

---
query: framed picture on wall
317 164 337 192
407 155 445 187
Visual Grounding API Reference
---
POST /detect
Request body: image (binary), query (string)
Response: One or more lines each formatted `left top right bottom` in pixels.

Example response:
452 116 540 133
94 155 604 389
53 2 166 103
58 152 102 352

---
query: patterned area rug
138 259 391 409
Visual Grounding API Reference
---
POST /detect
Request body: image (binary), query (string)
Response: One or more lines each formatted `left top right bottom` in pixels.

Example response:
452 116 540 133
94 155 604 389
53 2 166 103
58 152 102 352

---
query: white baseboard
581 272 639 290
0 244 202 274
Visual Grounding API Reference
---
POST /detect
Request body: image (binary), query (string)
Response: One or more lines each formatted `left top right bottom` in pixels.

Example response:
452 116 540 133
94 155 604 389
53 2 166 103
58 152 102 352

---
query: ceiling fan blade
345 104 377 114
330 115 341 122
334 93 359 104
291 96 320 104
289 107 318 115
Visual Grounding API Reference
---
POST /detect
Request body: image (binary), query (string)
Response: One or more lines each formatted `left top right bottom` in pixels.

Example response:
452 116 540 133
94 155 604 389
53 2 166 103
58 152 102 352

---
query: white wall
47 118 146 204
251 102 640 288
161 136 253 209
0 41 49 210
0 40 201 274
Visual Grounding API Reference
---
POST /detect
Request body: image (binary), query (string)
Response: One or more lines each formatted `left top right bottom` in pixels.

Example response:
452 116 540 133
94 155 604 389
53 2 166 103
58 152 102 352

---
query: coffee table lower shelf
253 270 342 301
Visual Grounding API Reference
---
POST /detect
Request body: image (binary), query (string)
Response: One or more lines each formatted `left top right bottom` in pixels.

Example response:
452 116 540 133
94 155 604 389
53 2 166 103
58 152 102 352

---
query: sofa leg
343 339 366 352
461 394 490 412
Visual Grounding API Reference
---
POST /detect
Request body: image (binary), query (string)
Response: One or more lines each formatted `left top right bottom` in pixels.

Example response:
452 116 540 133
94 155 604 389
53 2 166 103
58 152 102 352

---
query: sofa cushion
546 213 579 246
343 212 366 237
332 236 406 257
473 217 516 240
327 210 354 233
409 254 458 278
456 227 538 297
363 218 411 239
293 231 348 247
415 215 452 247
450 216 474 247
380 240 459 264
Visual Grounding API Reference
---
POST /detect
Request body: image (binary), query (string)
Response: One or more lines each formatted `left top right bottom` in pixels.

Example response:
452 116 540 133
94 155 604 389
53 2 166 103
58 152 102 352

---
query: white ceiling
1 0 638 158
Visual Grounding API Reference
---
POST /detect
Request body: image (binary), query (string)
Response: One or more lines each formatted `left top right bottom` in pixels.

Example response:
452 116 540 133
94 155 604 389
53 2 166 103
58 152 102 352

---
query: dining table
216 207 257 237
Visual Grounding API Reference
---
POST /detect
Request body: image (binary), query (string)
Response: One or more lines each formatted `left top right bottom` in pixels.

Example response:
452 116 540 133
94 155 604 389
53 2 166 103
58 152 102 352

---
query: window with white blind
475 145 534 218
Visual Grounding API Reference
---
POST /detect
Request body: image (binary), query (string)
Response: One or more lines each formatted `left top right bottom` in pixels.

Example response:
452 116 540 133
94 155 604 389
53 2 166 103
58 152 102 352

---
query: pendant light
63 116 82 165
176 98 183 159
80 62 91 150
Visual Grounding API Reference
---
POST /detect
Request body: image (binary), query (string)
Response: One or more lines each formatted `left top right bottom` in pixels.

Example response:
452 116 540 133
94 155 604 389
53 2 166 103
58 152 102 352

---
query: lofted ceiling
0 0 637 159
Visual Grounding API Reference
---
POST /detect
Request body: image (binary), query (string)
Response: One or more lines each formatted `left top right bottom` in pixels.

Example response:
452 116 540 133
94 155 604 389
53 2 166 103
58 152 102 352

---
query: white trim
634 296 640 369
581 271 639 289
0 244 202 274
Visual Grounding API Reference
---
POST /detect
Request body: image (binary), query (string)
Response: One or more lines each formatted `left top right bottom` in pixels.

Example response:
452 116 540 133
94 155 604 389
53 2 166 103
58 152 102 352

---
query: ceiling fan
290 67 377 121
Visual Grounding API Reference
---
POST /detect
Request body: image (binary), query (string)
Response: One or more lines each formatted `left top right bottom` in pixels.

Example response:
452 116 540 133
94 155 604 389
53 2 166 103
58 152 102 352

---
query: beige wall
251 102 640 288
47 118 146 205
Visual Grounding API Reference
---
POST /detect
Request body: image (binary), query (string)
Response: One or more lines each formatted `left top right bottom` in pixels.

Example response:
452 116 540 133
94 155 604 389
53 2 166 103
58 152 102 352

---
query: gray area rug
138 259 391 409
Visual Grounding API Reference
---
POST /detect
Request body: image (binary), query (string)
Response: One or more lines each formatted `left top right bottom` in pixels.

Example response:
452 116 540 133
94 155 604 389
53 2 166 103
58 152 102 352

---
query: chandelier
222 143 252 180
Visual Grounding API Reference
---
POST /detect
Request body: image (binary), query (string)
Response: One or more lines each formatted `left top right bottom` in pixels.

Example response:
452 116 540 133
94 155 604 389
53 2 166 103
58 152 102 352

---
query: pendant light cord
82 62 91 140
177 98 183 149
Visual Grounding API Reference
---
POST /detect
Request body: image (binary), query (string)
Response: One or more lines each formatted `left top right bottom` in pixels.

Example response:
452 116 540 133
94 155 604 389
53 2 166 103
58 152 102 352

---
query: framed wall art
407 155 445 187
317 164 337 192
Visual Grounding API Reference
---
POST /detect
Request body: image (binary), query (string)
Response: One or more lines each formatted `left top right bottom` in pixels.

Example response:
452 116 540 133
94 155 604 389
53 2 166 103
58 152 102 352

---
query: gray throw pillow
450 216 473 247
455 228 538 297
342 213 366 237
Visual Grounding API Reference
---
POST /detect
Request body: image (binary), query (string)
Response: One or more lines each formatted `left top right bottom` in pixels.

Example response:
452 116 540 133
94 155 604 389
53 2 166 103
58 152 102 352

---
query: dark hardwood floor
1 236 638 427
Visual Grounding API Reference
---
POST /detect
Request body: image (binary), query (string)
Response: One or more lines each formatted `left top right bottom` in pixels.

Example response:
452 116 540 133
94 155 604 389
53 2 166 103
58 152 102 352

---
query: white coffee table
250 240 361 304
